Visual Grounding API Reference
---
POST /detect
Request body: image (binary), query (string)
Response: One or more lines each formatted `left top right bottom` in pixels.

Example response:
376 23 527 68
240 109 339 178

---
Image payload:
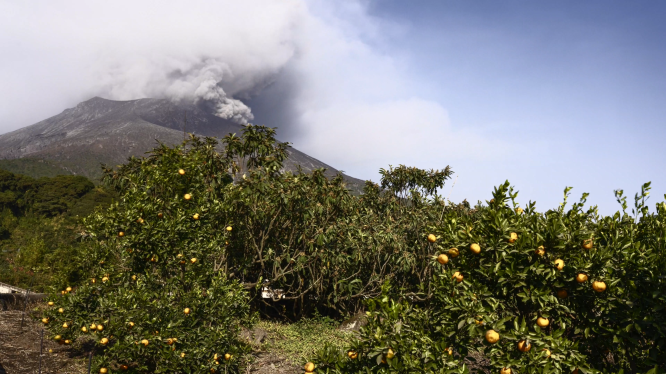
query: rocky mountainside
0 97 364 191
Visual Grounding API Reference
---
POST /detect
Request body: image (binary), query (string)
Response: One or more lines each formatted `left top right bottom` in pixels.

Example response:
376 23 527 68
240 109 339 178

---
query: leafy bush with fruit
41 135 256 373
314 182 666 373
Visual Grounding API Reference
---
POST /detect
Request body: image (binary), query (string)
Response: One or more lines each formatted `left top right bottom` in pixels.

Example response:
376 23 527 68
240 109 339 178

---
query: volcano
0 97 364 191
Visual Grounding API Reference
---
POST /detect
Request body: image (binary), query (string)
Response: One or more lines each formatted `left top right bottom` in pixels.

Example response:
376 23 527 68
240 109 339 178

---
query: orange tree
40 135 256 373
313 182 666 373
39 125 456 370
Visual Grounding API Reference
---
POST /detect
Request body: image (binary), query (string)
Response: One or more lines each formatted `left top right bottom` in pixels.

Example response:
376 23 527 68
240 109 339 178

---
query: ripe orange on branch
535 246 545 256
305 362 315 372
452 272 464 283
554 259 565 270
485 330 500 343
576 273 588 283
427 234 437 243
470 243 481 254
582 239 593 249
448 248 459 258
437 254 449 265
509 232 518 243
537 317 549 327
517 340 531 352
592 281 607 292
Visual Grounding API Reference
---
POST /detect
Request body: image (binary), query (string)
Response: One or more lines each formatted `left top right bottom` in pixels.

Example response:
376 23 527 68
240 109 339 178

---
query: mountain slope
0 97 365 191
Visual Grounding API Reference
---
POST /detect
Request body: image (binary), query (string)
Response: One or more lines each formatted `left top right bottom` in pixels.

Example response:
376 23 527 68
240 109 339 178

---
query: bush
41 135 256 373
313 182 666 373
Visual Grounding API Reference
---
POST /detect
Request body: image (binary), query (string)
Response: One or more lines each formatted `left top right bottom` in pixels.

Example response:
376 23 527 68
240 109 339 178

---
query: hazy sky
1 0 664 214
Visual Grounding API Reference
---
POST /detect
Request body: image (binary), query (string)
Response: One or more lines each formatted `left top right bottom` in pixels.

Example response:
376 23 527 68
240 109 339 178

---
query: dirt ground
0 306 88 374
0 303 299 374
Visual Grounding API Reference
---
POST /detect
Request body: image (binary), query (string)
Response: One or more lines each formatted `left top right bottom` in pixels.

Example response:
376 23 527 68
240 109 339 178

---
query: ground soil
0 306 87 374
0 303 299 374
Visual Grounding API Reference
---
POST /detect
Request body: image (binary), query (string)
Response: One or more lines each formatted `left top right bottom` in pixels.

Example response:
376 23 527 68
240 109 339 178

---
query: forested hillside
0 169 114 291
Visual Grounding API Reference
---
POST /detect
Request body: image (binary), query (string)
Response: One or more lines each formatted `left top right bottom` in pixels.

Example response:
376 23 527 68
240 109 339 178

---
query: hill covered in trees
0 169 114 291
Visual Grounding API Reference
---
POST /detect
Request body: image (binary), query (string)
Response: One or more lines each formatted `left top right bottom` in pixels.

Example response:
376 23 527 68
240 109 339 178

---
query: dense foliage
315 183 666 373
39 125 666 373
0 169 113 290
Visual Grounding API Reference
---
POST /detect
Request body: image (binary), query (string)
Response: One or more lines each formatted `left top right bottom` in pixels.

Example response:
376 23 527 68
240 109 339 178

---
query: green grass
257 315 355 365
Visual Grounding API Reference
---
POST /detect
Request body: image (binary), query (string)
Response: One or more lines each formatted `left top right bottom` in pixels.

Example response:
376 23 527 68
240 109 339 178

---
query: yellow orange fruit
184 193 192 200
64 340 71 344
582 239 593 249
427 234 437 243
448 248 459 258
81 326 87 332
167 338 175 345
178 169 185 175
158 212 163 218
102 276 109 283
181 352 186 358
225 353 231 361
66 287 72 292
485 330 500 344
128 322 135 328
42 318 49 324
536 317 549 327
348 351 358 359
517 340 531 352
58 308 64 313
100 368 108 374
452 272 464 283
62 322 69 328
437 254 449 265
184 308 191 314
90 323 97 330
542 349 552 358
304 362 315 372
470 243 481 254
554 259 564 270
190 258 197 264
54 335 62 341
509 232 518 243
100 338 109 345
141 339 149 346
193 213 200 220
120 365 129 370
226 226 232 231
592 281 607 293
576 273 588 283
386 348 395 359
48 301 54 306
501 368 512 374
535 246 545 256
137 218 144 224
515 207 524 214
97 324 104 331
118 231 124 237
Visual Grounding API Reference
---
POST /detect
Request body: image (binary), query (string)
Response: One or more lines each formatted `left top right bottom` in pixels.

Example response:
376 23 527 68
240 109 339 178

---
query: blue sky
353 0 666 213
0 0 664 214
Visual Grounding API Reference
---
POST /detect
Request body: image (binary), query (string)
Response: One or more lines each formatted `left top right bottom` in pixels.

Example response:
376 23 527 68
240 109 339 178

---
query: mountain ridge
0 97 365 191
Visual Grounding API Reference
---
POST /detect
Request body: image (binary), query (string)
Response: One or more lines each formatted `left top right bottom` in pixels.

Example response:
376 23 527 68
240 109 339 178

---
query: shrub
314 182 666 373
